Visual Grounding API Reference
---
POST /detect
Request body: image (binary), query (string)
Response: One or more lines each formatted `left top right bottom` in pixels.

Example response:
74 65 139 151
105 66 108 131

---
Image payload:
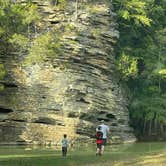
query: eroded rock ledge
0 0 136 145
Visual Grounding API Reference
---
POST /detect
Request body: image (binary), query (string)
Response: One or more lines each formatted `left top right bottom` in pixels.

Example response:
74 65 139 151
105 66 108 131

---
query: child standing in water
61 134 69 157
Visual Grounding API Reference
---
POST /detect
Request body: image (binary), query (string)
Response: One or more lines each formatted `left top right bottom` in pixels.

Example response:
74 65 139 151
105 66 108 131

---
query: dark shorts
62 147 67 156
97 144 102 149
102 139 107 145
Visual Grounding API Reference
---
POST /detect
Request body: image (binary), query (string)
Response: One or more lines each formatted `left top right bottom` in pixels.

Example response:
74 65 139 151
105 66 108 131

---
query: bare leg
101 145 104 155
96 147 100 155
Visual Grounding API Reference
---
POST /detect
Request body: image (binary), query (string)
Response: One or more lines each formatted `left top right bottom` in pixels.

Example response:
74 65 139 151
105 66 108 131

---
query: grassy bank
0 142 166 166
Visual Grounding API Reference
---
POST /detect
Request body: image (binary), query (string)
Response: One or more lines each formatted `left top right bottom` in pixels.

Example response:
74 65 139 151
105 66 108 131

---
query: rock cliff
0 0 136 145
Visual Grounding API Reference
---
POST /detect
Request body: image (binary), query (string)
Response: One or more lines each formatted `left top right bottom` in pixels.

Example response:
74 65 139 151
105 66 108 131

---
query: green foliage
113 0 166 139
0 0 62 75
0 0 40 56
9 33 29 49
0 1 39 35
117 52 138 80
91 28 101 38
0 63 5 80
114 0 151 26
23 32 61 65
53 0 67 9
22 4 40 25
0 63 5 90
142 27 166 89
65 23 77 31
0 0 41 89
131 94 166 126
159 69 166 78
0 27 4 35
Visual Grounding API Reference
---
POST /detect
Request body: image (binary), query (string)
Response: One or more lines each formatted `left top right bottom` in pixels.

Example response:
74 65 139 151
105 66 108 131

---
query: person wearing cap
96 120 109 154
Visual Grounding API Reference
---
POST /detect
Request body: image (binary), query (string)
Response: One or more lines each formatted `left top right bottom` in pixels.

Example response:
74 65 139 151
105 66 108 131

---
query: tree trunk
154 118 158 134
143 119 146 134
148 120 152 136
158 43 161 94
160 124 164 135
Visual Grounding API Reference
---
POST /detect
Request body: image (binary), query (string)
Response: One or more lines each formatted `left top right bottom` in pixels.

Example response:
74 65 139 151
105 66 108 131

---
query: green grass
0 142 166 166
0 148 108 166
0 146 111 166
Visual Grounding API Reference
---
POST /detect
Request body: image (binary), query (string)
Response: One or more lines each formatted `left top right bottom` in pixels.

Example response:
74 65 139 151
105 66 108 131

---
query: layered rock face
0 0 136 145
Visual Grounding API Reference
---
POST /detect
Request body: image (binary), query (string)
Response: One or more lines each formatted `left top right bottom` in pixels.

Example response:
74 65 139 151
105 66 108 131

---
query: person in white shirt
96 120 109 154
61 134 69 157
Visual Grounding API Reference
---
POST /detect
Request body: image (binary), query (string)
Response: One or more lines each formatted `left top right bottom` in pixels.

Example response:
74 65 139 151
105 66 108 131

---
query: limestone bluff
0 0 136 145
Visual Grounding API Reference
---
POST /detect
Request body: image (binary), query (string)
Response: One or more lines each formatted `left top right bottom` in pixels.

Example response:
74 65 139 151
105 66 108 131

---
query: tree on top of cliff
0 0 40 54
